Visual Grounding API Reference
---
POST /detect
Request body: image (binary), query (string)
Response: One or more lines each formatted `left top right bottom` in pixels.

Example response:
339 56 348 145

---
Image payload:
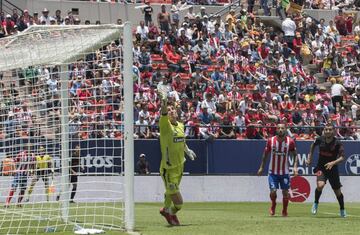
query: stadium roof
0 25 122 72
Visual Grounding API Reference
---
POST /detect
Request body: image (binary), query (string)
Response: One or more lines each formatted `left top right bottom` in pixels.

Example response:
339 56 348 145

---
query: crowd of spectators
80 0 360 9
0 7 103 38
132 3 360 140
1 4 360 140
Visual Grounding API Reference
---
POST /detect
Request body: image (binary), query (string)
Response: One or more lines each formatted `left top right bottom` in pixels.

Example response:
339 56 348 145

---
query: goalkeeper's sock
6 189 15 204
171 204 182 215
164 194 172 211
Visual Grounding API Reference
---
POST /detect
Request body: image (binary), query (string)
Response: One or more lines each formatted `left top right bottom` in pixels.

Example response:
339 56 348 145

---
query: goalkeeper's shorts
160 165 184 195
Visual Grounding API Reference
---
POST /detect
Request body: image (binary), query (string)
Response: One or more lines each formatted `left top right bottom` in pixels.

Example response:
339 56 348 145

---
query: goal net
0 24 134 234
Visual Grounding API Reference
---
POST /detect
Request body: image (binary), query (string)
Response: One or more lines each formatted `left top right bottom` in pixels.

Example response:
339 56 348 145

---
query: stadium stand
0 1 359 141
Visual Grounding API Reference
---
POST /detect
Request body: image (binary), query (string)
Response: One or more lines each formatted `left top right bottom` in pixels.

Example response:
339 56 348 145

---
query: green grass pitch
1 202 359 235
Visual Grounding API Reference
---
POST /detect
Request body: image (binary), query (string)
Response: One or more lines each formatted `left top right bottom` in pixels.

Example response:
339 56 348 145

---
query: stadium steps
314 72 326 83
305 64 318 73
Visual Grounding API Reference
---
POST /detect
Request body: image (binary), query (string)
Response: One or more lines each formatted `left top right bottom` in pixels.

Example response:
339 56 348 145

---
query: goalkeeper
158 92 197 226
25 147 54 202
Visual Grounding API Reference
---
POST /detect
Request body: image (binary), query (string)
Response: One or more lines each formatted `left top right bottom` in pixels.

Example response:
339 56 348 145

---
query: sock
71 184 77 200
315 189 322 204
6 189 15 204
336 193 345 210
70 191 75 200
283 196 289 212
164 193 172 210
270 193 277 208
171 204 182 215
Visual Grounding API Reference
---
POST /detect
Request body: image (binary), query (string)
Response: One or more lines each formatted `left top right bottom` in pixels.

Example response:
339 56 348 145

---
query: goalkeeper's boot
170 214 180 226
159 207 173 225
311 203 318 215
340 209 347 218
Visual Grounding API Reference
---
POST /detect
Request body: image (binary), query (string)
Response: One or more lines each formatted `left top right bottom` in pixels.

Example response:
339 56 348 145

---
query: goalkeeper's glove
185 148 197 161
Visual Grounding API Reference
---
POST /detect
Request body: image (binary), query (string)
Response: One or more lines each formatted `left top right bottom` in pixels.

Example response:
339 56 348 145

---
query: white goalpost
0 23 134 234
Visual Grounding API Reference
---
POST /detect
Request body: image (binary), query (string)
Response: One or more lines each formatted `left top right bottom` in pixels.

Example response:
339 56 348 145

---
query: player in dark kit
306 123 347 217
70 145 84 203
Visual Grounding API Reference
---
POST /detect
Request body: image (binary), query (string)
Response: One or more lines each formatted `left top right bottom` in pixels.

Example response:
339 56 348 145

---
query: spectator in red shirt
162 38 173 57
346 15 353 34
3 14 15 36
165 47 184 73
280 109 293 124
246 60 257 76
334 9 347 36
77 86 92 102
258 39 270 61
292 32 302 57
252 87 263 103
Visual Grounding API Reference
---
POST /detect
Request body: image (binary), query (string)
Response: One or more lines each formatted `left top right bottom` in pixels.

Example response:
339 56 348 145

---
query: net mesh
0 25 125 234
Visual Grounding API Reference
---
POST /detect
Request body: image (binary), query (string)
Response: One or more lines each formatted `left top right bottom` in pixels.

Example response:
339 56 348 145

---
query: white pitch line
322 212 360 218
127 231 141 235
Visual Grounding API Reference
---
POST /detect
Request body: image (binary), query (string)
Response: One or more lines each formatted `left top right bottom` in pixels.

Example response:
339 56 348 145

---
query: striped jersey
264 136 296 175
15 151 35 174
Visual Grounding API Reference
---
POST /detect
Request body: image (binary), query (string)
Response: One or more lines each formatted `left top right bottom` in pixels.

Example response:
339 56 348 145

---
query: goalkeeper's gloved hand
185 148 197 161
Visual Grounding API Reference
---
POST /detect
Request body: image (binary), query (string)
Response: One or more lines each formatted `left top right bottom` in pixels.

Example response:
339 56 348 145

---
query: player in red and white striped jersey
257 123 298 217
5 150 35 207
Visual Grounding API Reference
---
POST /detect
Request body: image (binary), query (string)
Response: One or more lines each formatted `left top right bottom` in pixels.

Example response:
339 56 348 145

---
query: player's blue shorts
268 174 290 190
11 172 28 190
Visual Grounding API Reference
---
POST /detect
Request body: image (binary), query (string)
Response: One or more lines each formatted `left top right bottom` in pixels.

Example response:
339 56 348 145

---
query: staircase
0 0 23 16
210 0 284 29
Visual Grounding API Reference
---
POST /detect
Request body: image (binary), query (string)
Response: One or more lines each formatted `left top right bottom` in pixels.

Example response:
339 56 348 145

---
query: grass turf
1 202 359 235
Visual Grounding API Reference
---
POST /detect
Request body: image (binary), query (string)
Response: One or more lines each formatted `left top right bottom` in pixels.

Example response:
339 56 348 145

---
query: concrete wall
18 0 224 25
1 176 359 203
10 0 358 26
